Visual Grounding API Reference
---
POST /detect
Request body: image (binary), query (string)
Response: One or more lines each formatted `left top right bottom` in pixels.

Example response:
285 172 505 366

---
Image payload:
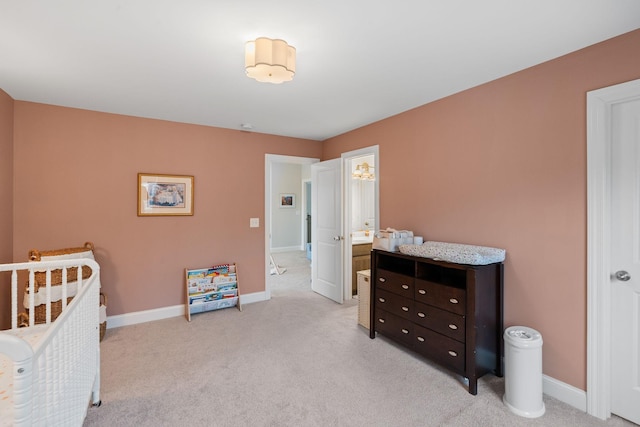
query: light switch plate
250 218 259 228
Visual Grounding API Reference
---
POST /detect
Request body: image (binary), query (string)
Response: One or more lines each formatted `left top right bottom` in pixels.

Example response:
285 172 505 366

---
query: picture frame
138 173 194 216
279 193 295 208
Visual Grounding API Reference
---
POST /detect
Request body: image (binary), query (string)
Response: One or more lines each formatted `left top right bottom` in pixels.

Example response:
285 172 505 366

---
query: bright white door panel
610 98 640 425
311 159 343 303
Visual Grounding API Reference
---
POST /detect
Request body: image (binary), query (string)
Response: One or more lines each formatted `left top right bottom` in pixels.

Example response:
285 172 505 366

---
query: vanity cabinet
352 243 372 295
369 249 503 395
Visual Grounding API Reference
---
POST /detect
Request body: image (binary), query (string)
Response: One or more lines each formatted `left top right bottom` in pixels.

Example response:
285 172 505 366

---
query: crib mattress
0 325 48 426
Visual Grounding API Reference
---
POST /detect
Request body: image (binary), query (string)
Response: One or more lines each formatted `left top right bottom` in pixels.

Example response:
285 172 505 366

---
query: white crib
0 258 101 426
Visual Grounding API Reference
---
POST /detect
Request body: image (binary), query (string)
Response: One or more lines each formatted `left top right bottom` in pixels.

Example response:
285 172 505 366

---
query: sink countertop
352 237 373 245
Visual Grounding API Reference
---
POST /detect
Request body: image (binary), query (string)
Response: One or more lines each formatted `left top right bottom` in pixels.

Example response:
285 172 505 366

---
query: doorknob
615 270 631 281
333 236 343 241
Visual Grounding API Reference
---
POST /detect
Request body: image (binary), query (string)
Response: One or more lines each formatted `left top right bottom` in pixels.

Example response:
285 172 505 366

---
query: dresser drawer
376 268 414 298
375 289 414 321
413 301 465 342
374 308 414 346
413 325 465 373
414 279 465 315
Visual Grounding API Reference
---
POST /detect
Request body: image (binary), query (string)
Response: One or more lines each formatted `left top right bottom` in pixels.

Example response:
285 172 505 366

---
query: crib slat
77 263 83 288
11 269 18 329
45 269 52 324
61 266 68 311
28 269 35 327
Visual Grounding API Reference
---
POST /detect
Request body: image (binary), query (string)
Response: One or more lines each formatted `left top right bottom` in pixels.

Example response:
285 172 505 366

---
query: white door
311 159 343 303
610 97 640 424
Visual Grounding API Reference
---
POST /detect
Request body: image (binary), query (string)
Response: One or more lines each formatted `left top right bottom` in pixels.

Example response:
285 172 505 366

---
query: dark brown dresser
369 249 504 395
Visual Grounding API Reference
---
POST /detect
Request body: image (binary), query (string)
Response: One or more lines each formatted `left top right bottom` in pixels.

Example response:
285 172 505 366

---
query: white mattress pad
0 324 49 425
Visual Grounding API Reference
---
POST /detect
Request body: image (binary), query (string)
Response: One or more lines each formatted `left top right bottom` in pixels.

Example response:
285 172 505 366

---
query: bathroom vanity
352 241 372 295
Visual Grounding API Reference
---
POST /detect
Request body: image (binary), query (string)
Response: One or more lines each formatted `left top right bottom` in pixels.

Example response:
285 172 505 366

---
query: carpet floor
83 251 635 426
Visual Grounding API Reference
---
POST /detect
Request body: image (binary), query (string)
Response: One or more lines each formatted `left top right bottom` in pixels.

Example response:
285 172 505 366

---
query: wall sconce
352 162 375 181
245 37 296 84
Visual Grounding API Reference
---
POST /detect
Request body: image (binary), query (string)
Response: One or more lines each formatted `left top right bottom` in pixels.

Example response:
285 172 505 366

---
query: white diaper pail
503 326 545 418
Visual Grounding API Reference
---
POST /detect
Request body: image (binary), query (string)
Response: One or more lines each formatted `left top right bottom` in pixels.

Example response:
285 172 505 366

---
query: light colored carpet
83 251 635 427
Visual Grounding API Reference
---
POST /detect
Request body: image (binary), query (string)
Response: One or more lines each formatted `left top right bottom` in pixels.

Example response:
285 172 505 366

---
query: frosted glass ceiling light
245 37 296 84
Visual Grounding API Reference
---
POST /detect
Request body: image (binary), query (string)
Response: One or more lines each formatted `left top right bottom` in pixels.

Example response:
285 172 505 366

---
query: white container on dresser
369 249 504 395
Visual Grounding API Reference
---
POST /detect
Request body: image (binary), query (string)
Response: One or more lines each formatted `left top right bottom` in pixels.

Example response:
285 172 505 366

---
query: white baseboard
543 374 586 412
106 304 184 329
239 291 268 305
106 291 269 329
270 246 303 253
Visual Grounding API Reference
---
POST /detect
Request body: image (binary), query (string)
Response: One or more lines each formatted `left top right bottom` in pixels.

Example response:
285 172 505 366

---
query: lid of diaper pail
504 326 543 348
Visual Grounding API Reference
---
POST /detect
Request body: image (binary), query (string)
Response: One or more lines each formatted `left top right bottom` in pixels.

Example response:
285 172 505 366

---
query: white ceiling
2 1 640 141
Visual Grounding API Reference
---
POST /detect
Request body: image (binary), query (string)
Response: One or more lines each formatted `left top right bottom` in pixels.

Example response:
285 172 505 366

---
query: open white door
311 158 343 303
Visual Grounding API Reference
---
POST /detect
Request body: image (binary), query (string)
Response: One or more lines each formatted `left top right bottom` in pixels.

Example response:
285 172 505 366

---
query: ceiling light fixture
245 37 296 84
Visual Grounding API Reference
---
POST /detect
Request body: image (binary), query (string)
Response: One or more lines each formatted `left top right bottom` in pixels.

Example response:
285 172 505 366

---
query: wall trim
271 246 303 253
239 291 268 305
106 304 184 329
543 374 586 412
106 291 269 329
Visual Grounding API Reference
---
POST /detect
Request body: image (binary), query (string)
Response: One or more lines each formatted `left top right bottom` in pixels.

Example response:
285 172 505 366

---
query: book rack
185 263 241 321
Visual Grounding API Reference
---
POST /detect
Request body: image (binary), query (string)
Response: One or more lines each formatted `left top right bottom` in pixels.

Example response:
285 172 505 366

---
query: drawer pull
418 289 426 295
379 277 386 283
448 324 458 330
402 284 409 290
364 277 369 282
401 329 409 334
378 297 386 303
448 350 458 357
378 318 385 323
417 312 426 318
449 298 459 304
401 306 409 312
417 336 425 342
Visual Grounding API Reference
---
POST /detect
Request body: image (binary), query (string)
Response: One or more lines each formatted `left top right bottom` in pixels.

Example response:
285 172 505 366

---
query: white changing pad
0 325 49 425
398 241 506 265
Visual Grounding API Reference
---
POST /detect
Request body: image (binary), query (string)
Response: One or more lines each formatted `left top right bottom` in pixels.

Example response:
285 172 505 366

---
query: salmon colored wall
0 89 14 329
323 29 640 391
12 103 322 318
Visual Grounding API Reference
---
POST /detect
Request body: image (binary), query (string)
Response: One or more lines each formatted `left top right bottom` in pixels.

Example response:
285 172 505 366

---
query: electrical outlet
250 218 259 228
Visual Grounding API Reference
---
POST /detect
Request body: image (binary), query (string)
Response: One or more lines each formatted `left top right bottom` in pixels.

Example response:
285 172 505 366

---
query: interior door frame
342 145 379 301
586 78 640 420
265 154 319 300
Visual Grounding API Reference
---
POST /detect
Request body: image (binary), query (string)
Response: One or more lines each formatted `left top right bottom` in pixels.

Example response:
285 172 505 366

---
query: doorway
265 146 379 302
342 147 379 301
265 154 318 300
587 78 640 423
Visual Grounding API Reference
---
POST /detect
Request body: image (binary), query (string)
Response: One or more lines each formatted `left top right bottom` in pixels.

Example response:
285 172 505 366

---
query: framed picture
279 193 295 208
138 173 194 216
